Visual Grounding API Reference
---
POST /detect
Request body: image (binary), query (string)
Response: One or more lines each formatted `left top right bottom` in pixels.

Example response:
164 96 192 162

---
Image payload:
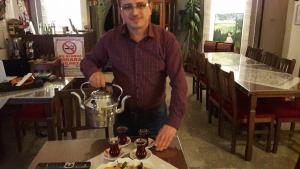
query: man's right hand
89 72 106 88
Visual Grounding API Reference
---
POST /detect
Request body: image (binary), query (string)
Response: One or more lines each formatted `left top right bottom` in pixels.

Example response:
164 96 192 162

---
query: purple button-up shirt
80 24 187 129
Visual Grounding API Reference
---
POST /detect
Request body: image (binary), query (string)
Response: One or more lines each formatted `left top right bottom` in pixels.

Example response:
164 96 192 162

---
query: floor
0 74 299 169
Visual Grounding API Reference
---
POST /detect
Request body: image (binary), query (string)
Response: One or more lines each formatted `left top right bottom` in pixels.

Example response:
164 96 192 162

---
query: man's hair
117 0 151 6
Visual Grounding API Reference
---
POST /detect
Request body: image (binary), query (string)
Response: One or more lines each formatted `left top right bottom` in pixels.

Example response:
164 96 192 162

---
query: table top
27 137 188 169
205 52 300 97
0 77 74 105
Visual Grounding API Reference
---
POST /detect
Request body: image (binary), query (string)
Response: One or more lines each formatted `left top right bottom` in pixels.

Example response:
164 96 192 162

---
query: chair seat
17 104 45 120
224 100 274 121
260 101 300 119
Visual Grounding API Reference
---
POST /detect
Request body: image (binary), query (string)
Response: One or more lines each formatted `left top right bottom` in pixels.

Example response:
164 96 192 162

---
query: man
80 0 187 151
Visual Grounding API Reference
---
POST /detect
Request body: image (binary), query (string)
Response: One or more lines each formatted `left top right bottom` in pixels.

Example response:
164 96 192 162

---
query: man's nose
131 7 139 15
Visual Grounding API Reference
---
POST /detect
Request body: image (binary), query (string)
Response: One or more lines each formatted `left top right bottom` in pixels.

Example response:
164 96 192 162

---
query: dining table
205 52 300 161
0 77 75 153
27 136 189 169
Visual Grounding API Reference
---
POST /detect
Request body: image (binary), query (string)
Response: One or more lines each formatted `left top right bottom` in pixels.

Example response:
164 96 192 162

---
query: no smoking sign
62 41 77 54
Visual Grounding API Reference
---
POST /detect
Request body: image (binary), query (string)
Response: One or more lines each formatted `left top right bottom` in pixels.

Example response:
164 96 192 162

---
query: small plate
119 136 131 148
103 148 125 161
134 138 155 149
96 157 154 169
129 148 152 160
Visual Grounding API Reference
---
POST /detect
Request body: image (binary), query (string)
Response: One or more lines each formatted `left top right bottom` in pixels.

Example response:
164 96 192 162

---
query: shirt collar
120 23 155 38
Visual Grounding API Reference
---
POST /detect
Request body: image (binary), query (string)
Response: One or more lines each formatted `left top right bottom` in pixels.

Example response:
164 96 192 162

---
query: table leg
46 103 56 141
245 95 257 161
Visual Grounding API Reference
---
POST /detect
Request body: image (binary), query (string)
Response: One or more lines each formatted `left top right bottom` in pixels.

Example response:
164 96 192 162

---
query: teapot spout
116 95 131 114
71 92 85 109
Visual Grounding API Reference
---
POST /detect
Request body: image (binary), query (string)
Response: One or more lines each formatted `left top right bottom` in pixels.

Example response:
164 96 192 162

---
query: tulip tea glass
135 138 147 159
138 128 149 146
117 126 128 145
108 137 120 157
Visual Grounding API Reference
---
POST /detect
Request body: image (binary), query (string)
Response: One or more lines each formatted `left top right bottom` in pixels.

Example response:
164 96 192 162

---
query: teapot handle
80 82 90 101
112 84 123 102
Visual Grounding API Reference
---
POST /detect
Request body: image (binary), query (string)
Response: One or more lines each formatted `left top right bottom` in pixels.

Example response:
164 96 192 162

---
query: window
210 0 246 52
40 0 84 32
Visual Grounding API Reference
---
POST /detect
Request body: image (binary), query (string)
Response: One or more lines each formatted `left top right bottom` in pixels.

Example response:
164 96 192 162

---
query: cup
138 128 149 146
117 126 128 145
135 138 147 159
108 137 120 157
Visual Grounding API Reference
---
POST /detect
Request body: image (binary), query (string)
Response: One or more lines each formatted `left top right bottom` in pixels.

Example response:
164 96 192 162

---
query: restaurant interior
0 0 300 169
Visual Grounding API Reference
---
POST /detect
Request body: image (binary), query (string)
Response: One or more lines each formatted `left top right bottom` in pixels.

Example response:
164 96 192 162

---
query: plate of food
96 157 154 169
103 148 126 161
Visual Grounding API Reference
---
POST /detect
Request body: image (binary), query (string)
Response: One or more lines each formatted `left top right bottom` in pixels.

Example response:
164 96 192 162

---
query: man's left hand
155 124 177 151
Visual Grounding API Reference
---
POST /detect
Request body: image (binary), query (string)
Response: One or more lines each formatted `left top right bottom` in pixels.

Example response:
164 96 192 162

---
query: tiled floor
0 74 299 169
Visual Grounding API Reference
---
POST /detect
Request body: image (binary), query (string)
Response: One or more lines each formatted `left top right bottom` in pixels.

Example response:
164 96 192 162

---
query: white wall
283 0 300 75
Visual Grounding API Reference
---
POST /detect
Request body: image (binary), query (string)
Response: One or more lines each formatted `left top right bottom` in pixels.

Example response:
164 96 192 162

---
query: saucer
134 138 155 149
119 136 131 148
103 148 125 161
129 148 152 160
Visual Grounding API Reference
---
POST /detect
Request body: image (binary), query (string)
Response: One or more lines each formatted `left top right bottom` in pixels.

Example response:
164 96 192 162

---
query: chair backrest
245 46 263 61
204 41 217 52
261 52 280 68
206 62 221 101
194 52 207 78
216 42 234 52
31 59 64 77
275 58 296 74
54 88 109 140
218 68 238 120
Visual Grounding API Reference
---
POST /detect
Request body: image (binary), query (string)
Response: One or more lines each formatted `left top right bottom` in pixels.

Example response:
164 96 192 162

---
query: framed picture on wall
296 4 300 25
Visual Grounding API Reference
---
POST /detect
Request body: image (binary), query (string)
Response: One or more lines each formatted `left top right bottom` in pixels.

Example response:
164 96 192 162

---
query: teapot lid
91 90 112 99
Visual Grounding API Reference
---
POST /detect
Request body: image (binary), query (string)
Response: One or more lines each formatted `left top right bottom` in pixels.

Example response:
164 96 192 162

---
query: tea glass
117 126 128 145
108 137 120 157
138 128 149 146
135 138 147 159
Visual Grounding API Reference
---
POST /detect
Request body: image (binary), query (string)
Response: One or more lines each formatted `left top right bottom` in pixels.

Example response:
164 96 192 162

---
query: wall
259 0 289 56
283 0 300 75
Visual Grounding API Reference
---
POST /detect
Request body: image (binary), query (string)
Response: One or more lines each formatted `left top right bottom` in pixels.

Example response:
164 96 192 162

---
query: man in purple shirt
80 0 187 151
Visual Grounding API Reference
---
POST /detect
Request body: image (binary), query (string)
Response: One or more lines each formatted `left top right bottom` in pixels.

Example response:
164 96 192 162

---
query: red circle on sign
62 41 77 54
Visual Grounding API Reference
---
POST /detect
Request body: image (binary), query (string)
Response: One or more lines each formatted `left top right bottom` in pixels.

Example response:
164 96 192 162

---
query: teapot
71 82 131 128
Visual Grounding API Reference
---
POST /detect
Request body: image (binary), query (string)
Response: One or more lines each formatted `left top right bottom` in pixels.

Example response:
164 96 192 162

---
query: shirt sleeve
80 35 109 79
164 33 188 129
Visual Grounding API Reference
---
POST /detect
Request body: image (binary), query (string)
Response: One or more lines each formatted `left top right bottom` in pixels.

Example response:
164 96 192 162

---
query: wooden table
27 137 188 169
205 52 300 161
0 77 74 141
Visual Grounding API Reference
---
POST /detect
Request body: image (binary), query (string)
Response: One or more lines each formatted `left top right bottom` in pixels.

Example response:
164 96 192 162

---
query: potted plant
180 0 203 72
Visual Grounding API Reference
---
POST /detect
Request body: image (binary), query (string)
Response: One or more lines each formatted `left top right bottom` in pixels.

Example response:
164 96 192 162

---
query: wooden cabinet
11 31 97 57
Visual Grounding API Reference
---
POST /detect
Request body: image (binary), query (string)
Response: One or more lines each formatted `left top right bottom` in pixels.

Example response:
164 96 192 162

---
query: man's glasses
120 2 150 12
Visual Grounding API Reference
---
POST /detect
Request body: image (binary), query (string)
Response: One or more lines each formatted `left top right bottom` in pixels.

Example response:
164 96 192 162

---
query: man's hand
89 72 106 88
155 124 177 151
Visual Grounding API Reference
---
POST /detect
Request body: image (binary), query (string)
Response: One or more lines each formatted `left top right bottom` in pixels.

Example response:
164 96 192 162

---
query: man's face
119 0 152 31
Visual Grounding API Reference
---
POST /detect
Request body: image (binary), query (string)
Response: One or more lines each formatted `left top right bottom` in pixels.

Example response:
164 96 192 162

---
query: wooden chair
261 52 280 68
295 155 300 169
216 42 234 52
55 88 109 140
217 68 274 154
192 52 207 103
204 41 217 52
274 58 296 74
14 58 64 151
206 62 221 123
245 46 263 61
